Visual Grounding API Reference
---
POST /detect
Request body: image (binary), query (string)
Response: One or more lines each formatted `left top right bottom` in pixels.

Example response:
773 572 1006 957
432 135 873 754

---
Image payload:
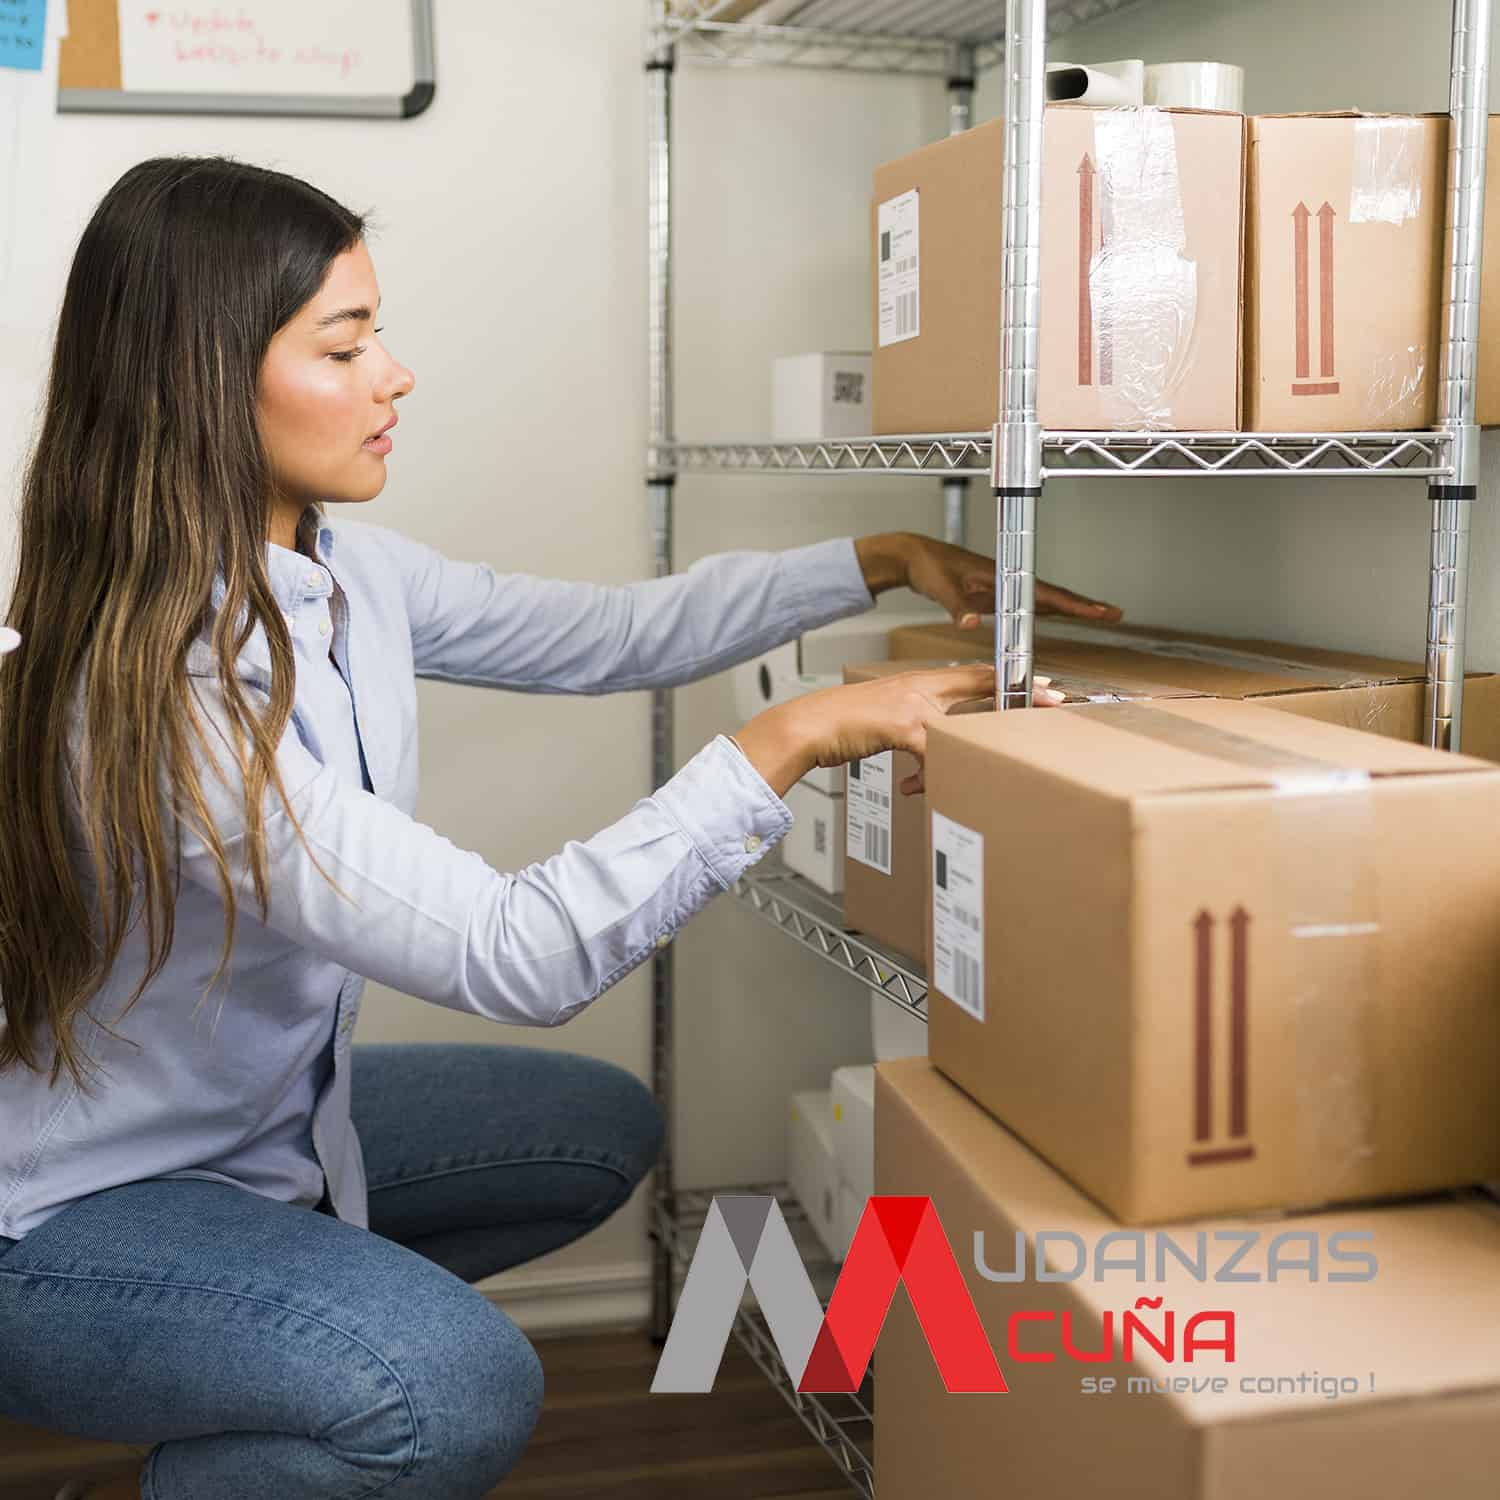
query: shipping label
932 810 984 1021
877 189 920 348
846 752 893 875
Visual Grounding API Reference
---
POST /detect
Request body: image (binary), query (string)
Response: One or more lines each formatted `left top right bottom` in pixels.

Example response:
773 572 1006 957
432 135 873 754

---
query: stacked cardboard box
921 696 1500 1224
872 106 1245 433
1245 113 1445 431
875 1056 1500 1499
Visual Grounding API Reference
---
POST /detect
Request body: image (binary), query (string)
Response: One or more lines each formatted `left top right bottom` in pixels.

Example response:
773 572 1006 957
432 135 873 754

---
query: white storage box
830 1064 874 1204
783 781 846 894
835 1179 863 1260
788 1089 843 1262
771 352 872 441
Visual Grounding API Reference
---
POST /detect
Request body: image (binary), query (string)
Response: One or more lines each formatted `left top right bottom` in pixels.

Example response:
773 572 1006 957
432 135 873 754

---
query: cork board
58 0 435 118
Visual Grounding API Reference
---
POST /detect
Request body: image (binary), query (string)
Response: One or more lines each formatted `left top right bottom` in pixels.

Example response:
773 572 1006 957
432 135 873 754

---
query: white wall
3 0 1489 1325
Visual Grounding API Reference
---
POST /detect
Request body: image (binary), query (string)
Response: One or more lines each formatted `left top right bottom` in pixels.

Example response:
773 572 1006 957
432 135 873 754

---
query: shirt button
743 834 762 855
655 932 672 949
307 571 323 589
318 619 331 637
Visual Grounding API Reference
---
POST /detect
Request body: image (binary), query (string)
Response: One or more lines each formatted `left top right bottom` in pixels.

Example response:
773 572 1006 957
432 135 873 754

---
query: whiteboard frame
58 0 435 118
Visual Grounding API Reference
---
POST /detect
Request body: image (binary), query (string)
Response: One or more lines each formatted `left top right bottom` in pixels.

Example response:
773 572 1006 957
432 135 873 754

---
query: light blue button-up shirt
0 513 875 1239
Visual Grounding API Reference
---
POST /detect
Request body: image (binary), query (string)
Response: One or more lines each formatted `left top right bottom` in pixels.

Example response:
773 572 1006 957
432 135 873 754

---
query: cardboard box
924 696 1500 1223
830 1063 874 1202
875 1055 1500 1500
782 780 845 894
771 352 872 440
787 1088 842 1263
1245 114 1445 431
872 107 1244 434
886 618 1500 765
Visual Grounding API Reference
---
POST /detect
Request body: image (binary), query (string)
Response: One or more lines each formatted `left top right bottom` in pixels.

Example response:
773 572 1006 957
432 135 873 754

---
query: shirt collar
208 506 338 616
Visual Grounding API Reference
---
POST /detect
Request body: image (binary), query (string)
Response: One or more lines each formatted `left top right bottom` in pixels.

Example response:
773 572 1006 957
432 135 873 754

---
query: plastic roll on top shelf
1144 62 1245 112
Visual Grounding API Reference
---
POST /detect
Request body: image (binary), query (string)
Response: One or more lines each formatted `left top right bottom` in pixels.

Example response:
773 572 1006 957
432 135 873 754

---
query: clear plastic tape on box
1351 116 1430 423
1089 106 1199 430
1080 703 1381 1191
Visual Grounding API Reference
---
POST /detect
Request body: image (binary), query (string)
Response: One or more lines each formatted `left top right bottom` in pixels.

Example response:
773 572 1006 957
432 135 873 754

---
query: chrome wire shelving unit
658 429 1457 478
643 1 1491 1493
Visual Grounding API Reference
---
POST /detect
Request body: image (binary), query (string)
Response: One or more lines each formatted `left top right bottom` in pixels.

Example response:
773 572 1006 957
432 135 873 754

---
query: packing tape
1044 669 1202 703
1088 107 1199 430
1077 702 1381 1192
1349 117 1425 225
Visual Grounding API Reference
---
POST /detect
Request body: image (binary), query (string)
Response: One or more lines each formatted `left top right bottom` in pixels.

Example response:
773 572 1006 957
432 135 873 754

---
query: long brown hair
0 156 367 1093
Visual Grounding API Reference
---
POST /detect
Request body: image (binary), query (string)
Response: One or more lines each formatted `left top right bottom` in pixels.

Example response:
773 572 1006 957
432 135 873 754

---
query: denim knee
603 1065 665 1187
412 1296 545 1493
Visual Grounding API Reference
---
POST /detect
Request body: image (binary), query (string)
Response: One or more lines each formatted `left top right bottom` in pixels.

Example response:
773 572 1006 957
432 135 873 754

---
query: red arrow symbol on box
1229 906 1250 1139
1193 909 1213 1142
1292 202 1310 381
1077 154 1094 386
1317 202 1337 378
145 10 160 23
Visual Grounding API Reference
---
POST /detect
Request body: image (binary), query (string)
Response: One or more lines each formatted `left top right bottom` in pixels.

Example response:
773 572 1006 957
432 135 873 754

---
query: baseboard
477 1258 653 1338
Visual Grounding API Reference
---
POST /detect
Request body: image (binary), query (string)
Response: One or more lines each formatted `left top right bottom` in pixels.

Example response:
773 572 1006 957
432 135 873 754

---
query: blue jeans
0 1043 665 1498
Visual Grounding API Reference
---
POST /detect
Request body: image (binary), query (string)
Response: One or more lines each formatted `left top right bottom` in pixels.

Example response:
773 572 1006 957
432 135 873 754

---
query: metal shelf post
1428 0 1492 751
645 1 678 1344
942 41 976 548
993 0 1046 710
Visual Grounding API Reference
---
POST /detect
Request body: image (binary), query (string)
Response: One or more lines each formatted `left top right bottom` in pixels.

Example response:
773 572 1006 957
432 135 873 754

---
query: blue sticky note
0 0 47 72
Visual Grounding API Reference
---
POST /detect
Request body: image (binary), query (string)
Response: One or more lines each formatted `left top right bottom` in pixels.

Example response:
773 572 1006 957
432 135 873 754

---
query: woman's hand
732 664 1066 800
854 531 1123 630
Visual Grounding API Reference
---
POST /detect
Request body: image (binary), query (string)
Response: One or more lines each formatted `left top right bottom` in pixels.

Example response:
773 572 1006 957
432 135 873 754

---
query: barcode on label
954 950 982 1013
864 823 890 873
894 291 918 338
813 819 828 856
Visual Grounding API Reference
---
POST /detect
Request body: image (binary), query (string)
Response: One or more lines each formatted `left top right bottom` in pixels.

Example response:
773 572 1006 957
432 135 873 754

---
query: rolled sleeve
653 733 793 893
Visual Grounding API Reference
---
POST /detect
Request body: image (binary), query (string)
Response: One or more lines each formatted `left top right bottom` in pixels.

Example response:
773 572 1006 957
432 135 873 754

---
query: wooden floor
0 1330 864 1499
493 1329 864 1499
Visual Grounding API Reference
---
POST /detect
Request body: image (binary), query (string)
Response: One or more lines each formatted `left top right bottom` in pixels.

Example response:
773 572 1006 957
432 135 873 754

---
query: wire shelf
657 429 1456 480
654 1183 875 1497
657 0 1157 73
730 866 929 1020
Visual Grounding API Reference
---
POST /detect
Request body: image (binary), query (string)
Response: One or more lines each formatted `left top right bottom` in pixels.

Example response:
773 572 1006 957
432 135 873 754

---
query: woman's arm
175 674 791 1027
350 520 876 695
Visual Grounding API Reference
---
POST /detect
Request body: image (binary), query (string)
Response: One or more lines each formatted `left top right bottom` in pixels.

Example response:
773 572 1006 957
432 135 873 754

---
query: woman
0 157 1118 1500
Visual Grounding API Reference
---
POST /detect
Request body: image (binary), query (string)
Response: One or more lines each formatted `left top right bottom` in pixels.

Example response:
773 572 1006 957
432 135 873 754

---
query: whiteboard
59 0 435 118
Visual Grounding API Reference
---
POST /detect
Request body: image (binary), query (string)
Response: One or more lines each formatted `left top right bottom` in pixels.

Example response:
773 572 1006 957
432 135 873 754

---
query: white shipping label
846 752 893 875
877 189 920 348
932 811 984 1022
